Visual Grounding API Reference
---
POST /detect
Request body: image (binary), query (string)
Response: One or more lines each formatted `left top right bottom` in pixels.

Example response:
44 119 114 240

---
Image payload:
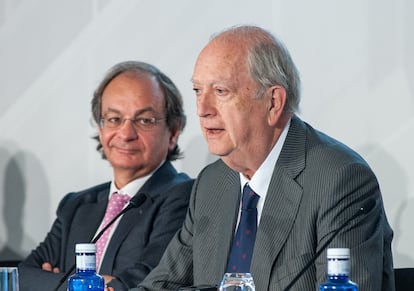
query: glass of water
0 267 19 291
219 273 255 291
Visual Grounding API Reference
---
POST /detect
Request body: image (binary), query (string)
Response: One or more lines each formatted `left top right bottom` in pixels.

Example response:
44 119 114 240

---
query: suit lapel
99 195 148 273
69 190 108 243
214 170 241 279
251 168 303 289
193 160 241 284
251 116 306 290
65 186 108 269
99 161 178 273
138 161 179 195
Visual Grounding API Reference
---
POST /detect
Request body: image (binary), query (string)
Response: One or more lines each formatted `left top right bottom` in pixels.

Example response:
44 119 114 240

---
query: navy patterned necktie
226 184 260 273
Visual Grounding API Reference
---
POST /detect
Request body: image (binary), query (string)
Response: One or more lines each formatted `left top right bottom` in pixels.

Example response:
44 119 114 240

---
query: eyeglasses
99 115 166 131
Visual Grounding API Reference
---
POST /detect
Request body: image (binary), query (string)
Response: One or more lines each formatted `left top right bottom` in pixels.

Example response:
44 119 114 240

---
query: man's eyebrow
133 107 158 116
103 107 158 116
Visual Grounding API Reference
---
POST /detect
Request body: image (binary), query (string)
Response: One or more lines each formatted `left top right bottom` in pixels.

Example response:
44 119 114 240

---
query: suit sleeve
129 181 199 291
314 162 394 291
18 193 74 291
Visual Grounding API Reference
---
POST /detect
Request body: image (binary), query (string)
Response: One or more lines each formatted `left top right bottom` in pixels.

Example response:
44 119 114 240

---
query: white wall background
0 0 413 268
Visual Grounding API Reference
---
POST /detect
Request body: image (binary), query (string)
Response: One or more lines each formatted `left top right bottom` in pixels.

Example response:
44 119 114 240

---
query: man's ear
168 127 181 152
268 86 287 126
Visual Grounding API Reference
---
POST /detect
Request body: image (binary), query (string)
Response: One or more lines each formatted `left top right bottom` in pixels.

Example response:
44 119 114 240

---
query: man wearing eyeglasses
18 61 194 291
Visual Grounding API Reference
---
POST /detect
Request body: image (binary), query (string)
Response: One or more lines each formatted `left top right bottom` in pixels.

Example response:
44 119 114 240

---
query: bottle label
327 258 349 276
76 253 96 270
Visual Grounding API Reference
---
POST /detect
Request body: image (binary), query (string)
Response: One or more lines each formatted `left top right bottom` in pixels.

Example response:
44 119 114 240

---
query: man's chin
208 147 234 161
111 160 144 171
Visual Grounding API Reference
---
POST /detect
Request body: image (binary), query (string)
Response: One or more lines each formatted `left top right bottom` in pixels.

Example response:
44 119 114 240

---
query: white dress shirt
239 118 291 225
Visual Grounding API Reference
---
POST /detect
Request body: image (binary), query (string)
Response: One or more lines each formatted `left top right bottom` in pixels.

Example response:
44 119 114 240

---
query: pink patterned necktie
95 192 130 268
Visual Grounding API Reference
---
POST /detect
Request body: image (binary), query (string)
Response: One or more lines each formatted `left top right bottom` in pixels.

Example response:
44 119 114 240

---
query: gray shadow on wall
0 145 50 261
0 152 25 261
357 144 414 266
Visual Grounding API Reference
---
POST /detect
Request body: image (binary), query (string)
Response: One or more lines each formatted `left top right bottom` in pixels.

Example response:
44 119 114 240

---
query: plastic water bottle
319 248 358 290
68 243 104 291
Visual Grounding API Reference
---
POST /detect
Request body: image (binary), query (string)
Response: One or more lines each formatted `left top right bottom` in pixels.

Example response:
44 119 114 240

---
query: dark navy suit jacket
19 161 193 291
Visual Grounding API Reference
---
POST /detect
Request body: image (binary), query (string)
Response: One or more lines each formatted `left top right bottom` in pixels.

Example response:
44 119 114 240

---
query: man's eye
214 86 229 96
107 117 121 124
138 118 155 125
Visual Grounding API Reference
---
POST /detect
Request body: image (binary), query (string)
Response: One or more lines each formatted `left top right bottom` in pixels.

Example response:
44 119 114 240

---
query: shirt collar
240 118 291 202
109 161 165 198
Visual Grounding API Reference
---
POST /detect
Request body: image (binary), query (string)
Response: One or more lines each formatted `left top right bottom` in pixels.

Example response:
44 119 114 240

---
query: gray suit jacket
135 116 394 291
18 161 193 291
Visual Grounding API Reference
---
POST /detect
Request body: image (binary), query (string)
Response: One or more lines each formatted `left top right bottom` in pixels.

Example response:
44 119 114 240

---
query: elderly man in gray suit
130 25 395 291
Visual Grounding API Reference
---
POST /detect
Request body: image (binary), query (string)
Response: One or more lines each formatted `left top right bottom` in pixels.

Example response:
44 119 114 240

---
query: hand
103 274 116 291
102 274 115 284
41 262 61 273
